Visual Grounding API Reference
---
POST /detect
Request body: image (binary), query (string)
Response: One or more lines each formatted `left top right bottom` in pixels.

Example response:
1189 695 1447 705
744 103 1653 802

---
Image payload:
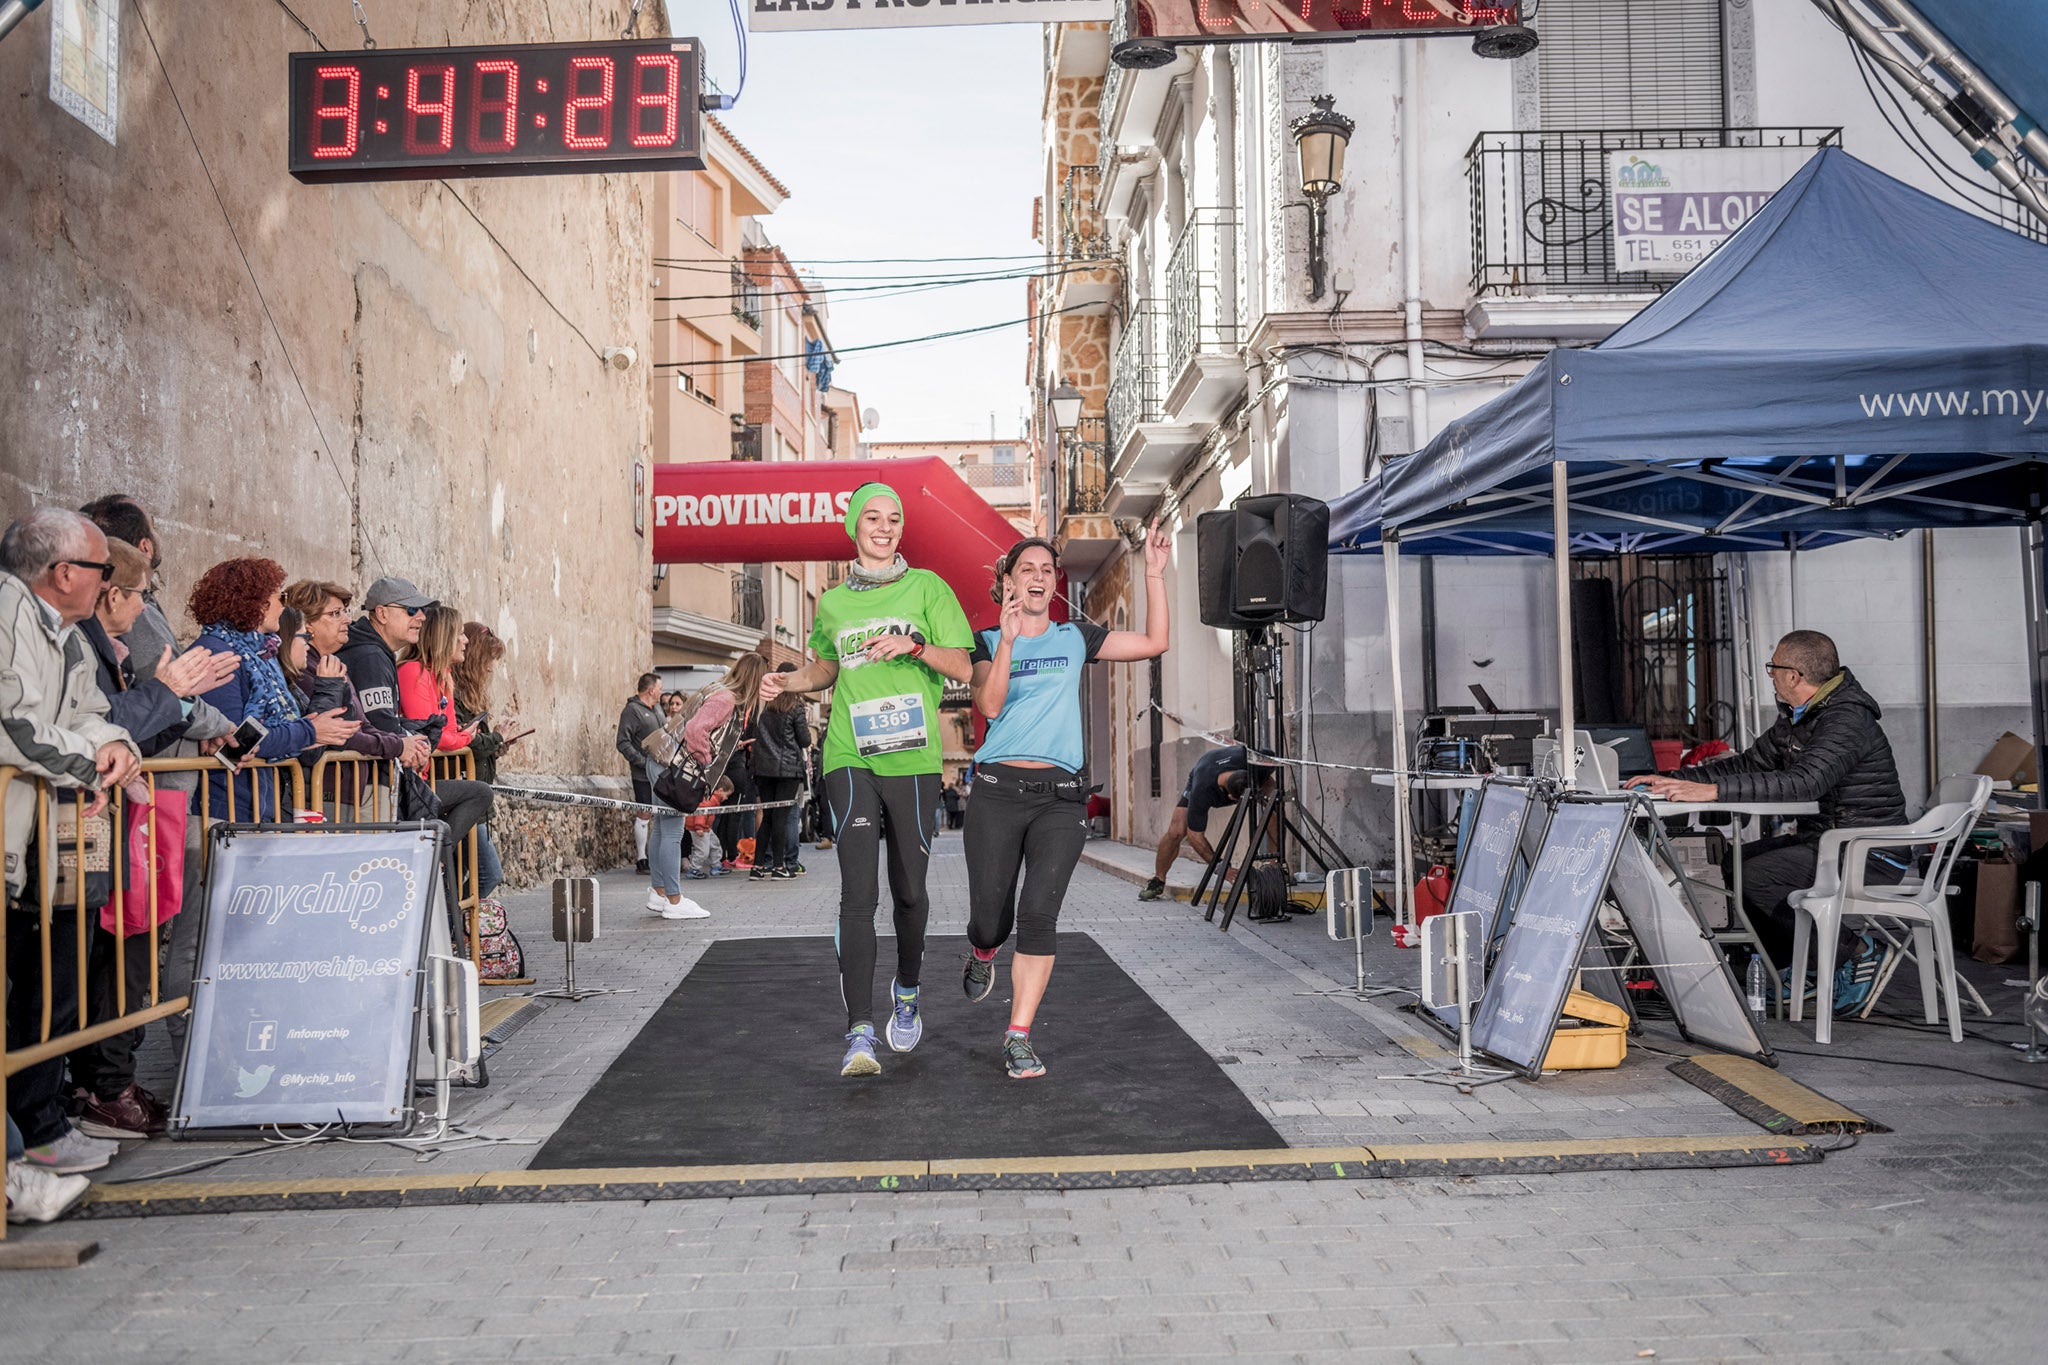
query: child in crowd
684 778 733 879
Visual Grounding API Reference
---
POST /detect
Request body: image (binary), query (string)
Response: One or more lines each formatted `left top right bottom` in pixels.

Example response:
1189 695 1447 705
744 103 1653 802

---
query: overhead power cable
653 261 1098 306
654 302 1092 368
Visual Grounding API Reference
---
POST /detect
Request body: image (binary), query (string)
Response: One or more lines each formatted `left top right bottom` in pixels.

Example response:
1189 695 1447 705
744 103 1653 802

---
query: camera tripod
1192 626 1354 930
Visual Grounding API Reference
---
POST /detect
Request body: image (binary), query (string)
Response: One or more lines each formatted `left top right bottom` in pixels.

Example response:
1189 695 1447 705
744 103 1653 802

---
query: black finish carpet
533 933 1282 1168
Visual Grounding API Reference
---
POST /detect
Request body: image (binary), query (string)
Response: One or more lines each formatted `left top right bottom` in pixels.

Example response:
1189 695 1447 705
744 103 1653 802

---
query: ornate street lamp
1049 381 1084 437
1291 95 1354 303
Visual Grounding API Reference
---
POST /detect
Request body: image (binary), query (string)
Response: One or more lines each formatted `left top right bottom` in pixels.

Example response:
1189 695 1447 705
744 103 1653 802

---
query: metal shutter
1539 0 1726 130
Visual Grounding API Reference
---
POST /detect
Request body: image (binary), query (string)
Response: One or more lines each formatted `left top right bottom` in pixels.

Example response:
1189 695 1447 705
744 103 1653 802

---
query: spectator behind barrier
397 605 501 903
79 539 237 757
188 557 359 822
1 508 142 1182
283 580 427 814
451 621 522 787
618 673 663 874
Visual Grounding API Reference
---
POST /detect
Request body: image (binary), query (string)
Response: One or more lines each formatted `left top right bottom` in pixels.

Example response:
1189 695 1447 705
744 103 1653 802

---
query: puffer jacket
749 703 810 780
0 573 138 895
1676 668 1906 835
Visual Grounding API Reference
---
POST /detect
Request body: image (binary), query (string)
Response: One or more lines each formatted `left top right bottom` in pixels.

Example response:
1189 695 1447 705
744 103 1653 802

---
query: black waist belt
978 763 1088 797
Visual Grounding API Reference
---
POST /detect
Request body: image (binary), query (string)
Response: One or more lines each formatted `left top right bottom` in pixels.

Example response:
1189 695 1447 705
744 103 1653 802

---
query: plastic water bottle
1745 954 1767 1020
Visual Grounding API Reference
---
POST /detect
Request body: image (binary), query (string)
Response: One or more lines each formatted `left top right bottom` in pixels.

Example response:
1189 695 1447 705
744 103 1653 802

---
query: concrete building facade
0 0 673 879
1033 3 2038 862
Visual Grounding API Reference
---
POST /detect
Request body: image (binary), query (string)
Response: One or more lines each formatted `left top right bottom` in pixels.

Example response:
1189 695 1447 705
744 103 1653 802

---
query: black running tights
826 767 937 1029
963 764 1090 958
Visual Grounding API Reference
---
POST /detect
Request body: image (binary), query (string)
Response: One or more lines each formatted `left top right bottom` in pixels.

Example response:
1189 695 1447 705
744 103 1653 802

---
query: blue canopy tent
1328 148 2048 921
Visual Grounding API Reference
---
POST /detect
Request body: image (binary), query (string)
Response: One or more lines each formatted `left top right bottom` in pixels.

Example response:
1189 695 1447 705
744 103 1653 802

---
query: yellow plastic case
1540 988 1631 1071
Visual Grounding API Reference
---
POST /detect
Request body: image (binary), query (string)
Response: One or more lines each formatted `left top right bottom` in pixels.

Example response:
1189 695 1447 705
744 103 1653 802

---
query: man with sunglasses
1627 629 1906 1014
335 576 435 741
1 508 144 1180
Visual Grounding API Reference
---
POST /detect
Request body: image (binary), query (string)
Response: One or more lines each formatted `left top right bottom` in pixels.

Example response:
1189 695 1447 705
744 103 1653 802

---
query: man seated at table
1626 630 1906 1012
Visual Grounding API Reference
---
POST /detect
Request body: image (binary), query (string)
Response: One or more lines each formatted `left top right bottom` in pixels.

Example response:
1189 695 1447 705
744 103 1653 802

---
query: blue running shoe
1833 933 1887 1017
840 1025 881 1077
886 980 923 1052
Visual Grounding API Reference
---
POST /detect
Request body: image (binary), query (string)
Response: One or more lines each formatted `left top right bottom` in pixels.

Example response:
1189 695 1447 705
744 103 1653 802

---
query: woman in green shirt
760 483 973 1078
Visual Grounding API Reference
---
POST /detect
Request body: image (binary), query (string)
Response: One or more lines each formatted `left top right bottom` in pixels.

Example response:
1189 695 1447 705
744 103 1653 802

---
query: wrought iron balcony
1061 418 1110 520
1097 4 1128 178
1107 303 1167 460
1061 164 1112 262
731 422 762 461
1165 208 1239 381
1466 127 1841 297
731 263 762 329
732 572 766 631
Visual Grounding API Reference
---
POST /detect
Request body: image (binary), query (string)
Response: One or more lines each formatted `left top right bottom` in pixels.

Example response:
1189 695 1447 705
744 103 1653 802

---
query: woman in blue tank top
961 526 1173 1079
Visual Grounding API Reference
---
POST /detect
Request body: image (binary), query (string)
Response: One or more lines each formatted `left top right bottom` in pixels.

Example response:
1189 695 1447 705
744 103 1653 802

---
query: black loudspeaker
1570 577 1626 725
1196 494 1330 629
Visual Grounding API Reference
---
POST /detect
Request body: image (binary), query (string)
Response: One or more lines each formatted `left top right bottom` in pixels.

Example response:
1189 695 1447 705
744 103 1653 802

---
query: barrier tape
491 784 799 819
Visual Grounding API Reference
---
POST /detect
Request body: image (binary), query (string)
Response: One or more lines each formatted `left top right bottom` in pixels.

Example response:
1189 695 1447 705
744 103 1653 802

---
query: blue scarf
209 623 301 731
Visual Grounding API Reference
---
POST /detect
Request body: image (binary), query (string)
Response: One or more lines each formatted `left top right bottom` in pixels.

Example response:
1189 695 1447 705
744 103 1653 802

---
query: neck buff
844 482 909 590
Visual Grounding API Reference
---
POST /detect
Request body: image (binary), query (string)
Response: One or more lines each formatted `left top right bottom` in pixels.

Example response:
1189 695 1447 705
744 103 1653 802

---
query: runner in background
760 484 973 1078
963 525 1172 1079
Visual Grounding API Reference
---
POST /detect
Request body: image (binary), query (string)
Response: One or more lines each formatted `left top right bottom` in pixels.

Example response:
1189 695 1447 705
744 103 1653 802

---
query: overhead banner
748 0 1115 33
1610 145 1818 276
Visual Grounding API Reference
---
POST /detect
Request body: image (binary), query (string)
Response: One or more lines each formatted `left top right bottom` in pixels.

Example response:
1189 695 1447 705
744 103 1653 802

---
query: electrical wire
654 302 1094 367
1770 1046 2048 1093
137 0 381 566
653 260 1095 306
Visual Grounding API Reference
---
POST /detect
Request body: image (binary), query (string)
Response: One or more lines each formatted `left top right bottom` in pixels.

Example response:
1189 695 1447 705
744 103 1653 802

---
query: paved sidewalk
3 831 2045 1360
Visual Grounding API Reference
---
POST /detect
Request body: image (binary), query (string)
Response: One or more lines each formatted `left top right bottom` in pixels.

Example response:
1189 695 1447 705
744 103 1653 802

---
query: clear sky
674 8 1046 444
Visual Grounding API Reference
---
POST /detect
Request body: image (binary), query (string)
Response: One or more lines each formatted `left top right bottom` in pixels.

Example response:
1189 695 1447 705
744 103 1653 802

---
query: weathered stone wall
0 2 660 884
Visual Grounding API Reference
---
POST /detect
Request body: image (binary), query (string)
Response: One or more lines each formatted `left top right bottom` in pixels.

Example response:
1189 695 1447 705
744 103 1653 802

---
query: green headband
844 482 903 542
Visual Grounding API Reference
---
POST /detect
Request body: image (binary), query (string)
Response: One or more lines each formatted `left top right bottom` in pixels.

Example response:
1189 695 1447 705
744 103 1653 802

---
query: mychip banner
1609 145 1817 276
748 0 1115 34
173 826 441 1132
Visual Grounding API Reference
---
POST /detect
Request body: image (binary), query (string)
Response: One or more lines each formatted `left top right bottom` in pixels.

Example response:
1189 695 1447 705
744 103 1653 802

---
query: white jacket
0 572 137 896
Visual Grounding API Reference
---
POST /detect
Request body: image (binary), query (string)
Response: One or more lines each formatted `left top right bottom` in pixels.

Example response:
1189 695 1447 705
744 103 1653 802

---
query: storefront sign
749 0 1114 34
288 39 703 184
1610 145 1818 276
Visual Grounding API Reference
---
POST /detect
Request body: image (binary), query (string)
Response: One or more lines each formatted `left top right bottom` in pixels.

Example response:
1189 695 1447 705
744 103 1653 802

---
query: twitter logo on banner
236 1064 275 1098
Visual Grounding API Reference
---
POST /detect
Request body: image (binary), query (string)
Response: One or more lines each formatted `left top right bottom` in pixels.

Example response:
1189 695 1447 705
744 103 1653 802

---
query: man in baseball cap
359 576 437 612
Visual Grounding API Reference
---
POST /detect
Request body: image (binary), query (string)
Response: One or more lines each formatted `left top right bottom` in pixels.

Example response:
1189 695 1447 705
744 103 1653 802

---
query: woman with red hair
189 557 359 819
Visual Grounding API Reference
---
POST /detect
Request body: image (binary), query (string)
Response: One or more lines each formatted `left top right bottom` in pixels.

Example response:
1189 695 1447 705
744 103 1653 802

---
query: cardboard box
1976 731 2039 788
1972 857 2022 964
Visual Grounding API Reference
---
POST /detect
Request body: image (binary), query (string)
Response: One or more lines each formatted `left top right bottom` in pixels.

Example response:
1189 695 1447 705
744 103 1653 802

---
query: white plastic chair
1787 775 1992 1043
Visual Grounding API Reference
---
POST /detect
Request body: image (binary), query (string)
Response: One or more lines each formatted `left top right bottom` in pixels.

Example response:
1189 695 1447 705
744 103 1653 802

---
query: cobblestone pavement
4 830 2045 1361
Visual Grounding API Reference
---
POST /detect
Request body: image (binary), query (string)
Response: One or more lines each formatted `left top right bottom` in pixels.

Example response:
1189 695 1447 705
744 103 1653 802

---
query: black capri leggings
964 764 1090 958
826 767 938 1029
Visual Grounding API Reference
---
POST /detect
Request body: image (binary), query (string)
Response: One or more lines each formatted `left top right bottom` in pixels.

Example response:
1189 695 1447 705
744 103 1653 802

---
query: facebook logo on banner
247 1020 278 1052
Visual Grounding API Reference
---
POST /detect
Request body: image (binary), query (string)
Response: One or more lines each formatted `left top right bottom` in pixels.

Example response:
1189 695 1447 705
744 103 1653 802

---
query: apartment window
1538 0 1725 129
671 323 718 409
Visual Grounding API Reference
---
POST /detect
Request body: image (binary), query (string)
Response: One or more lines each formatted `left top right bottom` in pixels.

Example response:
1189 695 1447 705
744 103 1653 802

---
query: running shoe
962 951 995 1003
683 869 709 881
21 1127 117 1175
840 1025 881 1077
1003 1032 1046 1080
886 980 924 1052
749 867 771 881
792 862 808 876
6 1163 91 1225
1137 877 1166 902
1833 933 1887 1017
771 866 797 880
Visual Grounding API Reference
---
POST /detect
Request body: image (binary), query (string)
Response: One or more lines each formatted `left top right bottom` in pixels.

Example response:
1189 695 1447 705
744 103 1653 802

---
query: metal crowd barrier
2 744 514 1240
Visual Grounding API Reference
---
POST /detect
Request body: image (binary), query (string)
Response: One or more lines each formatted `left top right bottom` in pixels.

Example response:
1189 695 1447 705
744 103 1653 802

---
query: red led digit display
1135 0 1519 41
289 38 702 184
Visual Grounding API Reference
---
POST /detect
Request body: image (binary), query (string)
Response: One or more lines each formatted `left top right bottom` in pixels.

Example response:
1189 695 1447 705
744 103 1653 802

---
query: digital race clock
288 39 704 184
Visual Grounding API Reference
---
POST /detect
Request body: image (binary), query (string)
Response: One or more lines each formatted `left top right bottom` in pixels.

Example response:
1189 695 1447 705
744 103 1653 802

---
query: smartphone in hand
216 717 269 769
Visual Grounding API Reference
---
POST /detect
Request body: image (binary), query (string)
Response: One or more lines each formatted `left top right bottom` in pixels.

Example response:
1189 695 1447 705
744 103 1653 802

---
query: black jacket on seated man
1676 668 1906 833
1677 667 1906 968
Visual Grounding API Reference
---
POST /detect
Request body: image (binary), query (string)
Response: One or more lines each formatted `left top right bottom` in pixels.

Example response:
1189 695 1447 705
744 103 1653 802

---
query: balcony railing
956 460 1033 506
1061 164 1111 262
1166 208 1239 380
1061 418 1109 520
733 573 766 631
1097 4 1129 178
1466 127 1841 297
1107 303 1167 458
731 263 762 328
731 422 762 461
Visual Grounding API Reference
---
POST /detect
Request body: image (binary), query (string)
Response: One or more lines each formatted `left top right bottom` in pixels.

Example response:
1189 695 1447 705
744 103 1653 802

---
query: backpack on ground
475 897 525 981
